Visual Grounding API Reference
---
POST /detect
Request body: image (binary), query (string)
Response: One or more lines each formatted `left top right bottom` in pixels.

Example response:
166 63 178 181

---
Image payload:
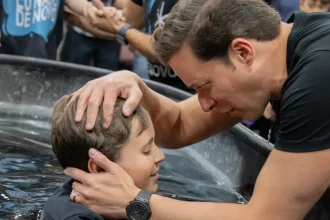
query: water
0 117 248 220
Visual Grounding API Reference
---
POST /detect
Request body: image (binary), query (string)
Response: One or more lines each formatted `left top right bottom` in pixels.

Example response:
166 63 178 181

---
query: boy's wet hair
51 95 150 172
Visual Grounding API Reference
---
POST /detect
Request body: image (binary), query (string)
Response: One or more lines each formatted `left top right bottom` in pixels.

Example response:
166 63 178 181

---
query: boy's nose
154 146 165 164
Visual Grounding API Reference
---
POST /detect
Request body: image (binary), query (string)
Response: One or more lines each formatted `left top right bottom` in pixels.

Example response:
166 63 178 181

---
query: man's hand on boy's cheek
64 148 140 219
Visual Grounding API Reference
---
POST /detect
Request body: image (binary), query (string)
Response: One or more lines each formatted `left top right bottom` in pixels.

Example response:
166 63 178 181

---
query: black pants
61 27 121 71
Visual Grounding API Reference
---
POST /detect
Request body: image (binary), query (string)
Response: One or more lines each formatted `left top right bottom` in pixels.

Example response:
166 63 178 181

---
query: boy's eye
143 150 151 155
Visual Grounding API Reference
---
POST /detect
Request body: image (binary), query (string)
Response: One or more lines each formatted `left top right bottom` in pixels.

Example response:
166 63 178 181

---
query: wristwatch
116 23 133 45
126 190 152 220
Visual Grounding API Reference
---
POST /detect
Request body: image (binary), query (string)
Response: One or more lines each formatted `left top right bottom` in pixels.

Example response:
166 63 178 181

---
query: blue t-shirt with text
0 0 65 60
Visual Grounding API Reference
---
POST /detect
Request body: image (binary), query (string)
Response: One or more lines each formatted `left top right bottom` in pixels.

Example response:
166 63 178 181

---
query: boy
42 95 165 220
300 0 330 13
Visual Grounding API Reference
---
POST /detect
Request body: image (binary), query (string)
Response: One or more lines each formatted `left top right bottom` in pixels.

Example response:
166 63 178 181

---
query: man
64 0 330 219
85 0 194 92
0 0 116 60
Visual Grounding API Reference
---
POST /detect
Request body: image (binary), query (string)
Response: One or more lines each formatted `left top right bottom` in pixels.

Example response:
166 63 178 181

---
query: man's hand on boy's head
64 148 140 219
72 71 143 131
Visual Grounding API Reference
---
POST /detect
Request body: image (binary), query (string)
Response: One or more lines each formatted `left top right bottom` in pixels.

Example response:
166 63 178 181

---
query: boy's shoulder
42 179 104 220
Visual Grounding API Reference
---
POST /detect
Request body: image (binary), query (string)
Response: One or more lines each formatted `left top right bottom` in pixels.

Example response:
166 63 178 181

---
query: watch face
127 201 150 220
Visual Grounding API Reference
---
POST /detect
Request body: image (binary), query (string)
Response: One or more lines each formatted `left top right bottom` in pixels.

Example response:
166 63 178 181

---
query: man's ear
88 159 104 173
229 38 254 66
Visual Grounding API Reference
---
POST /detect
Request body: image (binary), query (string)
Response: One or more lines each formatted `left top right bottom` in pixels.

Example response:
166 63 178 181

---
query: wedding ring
73 193 78 203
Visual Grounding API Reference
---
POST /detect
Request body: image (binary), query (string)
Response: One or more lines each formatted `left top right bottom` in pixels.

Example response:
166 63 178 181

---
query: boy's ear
88 159 105 173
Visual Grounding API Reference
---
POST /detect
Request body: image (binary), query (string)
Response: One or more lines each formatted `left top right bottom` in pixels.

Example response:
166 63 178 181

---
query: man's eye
196 82 209 90
201 82 211 90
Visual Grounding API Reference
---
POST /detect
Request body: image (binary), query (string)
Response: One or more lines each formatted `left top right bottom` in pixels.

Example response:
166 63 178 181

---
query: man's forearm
149 195 251 220
146 149 330 220
137 77 182 148
136 76 239 149
65 0 89 16
125 29 160 63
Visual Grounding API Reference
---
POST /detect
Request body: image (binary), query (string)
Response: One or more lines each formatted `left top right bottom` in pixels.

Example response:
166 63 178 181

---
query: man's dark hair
152 0 281 65
51 95 149 172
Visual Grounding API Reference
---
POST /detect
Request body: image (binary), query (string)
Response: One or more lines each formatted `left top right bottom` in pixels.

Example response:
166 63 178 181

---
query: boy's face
115 117 165 193
300 0 330 13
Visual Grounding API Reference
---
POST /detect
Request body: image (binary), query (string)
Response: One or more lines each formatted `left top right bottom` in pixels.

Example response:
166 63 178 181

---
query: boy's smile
115 116 165 193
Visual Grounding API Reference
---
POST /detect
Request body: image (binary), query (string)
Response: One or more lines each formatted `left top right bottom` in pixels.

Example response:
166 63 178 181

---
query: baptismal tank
0 55 329 219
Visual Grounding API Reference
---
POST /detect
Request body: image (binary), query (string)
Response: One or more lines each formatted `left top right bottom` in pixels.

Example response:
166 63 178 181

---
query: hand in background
83 0 126 34
83 1 104 19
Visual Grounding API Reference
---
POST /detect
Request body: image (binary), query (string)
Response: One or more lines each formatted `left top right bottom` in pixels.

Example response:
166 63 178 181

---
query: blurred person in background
131 51 149 79
273 0 329 22
118 44 149 79
273 0 300 21
60 0 127 71
0 0 118 60
300 0 330 13
83 0 195 93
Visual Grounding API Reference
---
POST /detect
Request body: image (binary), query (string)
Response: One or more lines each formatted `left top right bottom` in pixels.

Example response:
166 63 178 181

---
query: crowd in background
0 0 329 142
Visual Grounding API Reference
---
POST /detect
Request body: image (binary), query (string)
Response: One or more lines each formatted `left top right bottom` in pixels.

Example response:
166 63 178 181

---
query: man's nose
198 94 216 112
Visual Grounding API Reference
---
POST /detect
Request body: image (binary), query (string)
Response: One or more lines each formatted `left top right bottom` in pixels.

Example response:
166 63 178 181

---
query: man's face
169 43 271 121
300 0 330 13
116 117 165 193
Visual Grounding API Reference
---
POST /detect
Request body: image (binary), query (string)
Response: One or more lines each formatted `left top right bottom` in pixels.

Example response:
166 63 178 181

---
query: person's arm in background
64 6 116 40
120 0 155 61
63 0 128 40
124 29 155 62
89 0 160 63
65 0 96 16
112 0 128 9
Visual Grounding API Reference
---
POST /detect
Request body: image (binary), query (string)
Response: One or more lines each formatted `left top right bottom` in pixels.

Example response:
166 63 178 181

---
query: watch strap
116 23 133 45
135 190 152 205
118 24 133 37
